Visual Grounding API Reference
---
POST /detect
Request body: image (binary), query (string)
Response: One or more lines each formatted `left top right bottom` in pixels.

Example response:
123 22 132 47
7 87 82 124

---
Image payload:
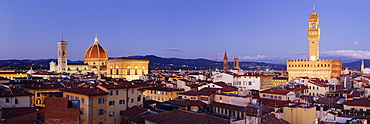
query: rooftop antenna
313 4 316 13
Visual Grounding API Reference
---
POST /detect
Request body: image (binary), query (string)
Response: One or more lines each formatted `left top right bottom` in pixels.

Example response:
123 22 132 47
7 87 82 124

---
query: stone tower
308 5 320 61
361 59 365 71
57 40 68 73
233 58 239 70
223 51 228 72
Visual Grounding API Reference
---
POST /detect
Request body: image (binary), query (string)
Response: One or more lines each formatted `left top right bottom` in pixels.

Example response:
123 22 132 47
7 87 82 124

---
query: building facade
287 7 342 80
50 35 149 81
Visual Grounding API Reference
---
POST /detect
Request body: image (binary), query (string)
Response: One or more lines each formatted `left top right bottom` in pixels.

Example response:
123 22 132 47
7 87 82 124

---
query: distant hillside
0 55 286 70
129 55 286 70
342 59 370 70
0 59 83 70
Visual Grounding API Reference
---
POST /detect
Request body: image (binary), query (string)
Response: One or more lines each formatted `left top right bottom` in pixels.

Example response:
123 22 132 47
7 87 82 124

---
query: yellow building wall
24 88 62 107
287 59 342 80
272 79 288 87
344 104 370 111
143 90 179 102
283 106 316 124
260 75 274 89
63 92 109 124
106 58 149 81
0 73 28 80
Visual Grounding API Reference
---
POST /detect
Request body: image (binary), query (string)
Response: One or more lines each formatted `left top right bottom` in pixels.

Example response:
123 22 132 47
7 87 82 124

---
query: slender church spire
223 50 228 72
94 34 99 44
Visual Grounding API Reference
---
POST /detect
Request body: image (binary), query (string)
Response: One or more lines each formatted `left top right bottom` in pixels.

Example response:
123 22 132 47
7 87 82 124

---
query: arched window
134 66 138 75
127 67 131 75
142 67 145 75
116 66 119 75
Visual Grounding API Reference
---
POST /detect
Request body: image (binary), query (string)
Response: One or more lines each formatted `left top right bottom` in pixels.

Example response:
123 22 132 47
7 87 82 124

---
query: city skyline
1 0 370 64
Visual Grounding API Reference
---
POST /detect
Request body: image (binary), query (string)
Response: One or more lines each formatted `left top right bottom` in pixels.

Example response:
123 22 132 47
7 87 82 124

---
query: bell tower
57 40 68 73
223 50 228 72
308 5 320 61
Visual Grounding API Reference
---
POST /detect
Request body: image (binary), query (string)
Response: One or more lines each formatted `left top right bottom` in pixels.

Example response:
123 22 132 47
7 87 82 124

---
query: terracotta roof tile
141 86 181 91
260 114 290 124
142 109 230 124
61 87 108 96
164 99 206 106
24 84 65 90
1 107 38 119
257 98 290 108
344 98 370 107
210 102 274 116
259 89 293 95
0 88 33 97
121 106 148 118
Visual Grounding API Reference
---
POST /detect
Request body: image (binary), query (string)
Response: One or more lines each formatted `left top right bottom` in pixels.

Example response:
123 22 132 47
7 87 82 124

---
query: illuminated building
50 35 149 80
286 6 342 80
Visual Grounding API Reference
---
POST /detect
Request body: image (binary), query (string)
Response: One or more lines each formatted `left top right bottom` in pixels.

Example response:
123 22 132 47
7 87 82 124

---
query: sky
1 0 370 64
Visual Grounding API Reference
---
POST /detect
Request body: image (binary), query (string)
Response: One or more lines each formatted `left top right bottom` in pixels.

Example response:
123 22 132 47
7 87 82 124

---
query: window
110 69 113 74
109 101 115 106
15 98 18 104
131 89 135 94
137 96 141 102
116 90 119 95
135 68 138 75
5 98 9 103
81 98 85 104
110 91 113 96
80 108 84 115
157 91 160 94
249 81 252 85
119 100 125 104
116 69 119 75
127 68 130 75
98 109 105 115
75 97 79 100
120 110 124 115
142 67 145 75
131 98 134 103
98 98 104 104
317 87 319 90
98 122 103 124
109 112 114 117
66 95 69 99
71 96 74 100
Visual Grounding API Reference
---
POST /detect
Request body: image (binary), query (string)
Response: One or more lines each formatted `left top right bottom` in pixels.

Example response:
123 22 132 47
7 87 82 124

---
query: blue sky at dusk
1 0 370 64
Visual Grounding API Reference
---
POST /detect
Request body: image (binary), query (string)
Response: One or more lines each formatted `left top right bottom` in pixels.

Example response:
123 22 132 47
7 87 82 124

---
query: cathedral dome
84 34 108 61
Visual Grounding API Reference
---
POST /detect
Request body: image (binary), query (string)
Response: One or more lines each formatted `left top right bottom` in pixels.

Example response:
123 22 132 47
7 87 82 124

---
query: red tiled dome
84 35 108 60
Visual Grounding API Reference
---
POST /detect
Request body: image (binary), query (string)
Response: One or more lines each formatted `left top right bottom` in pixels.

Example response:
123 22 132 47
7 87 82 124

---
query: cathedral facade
286 7 342 80
50 35 149 81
